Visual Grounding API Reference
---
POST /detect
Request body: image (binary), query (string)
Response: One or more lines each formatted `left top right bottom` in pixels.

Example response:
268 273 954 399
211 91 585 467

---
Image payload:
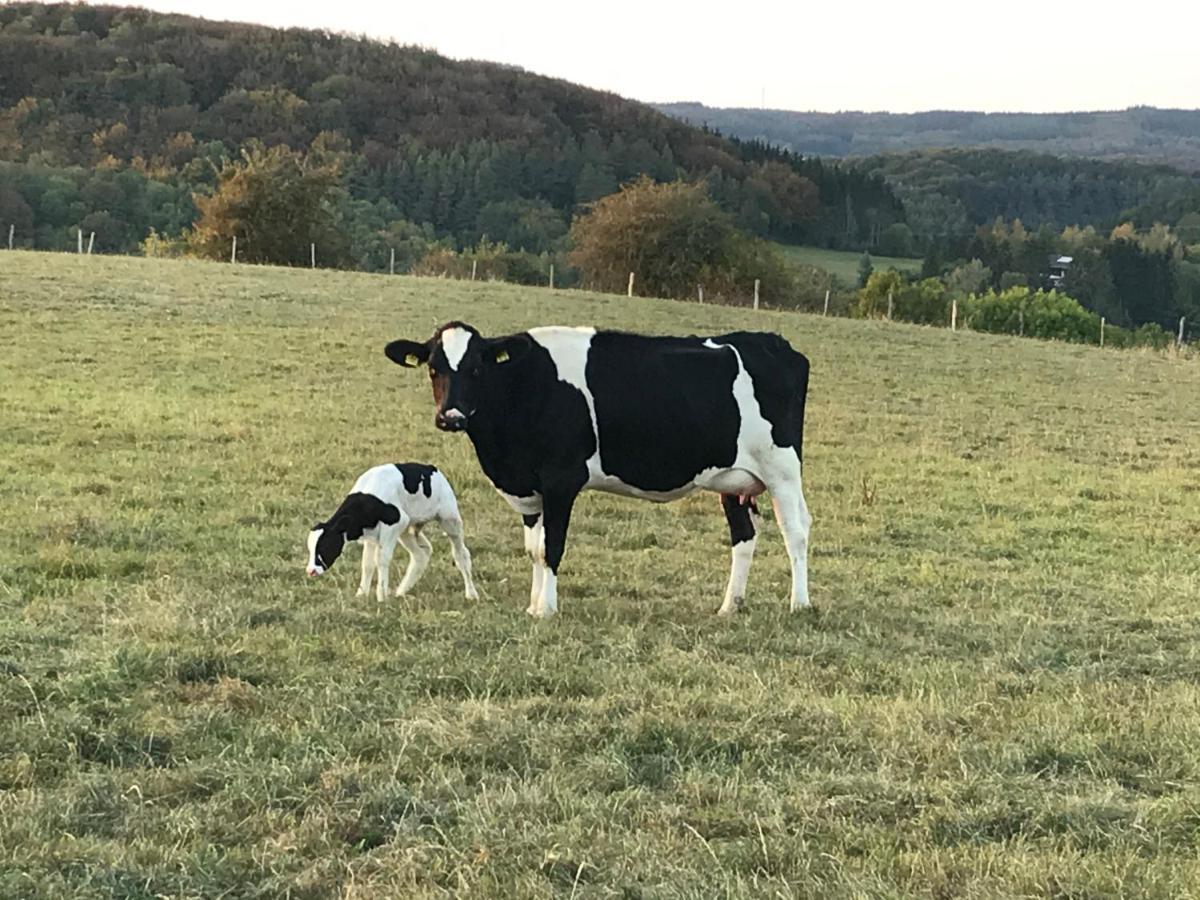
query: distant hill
655 104 1200 171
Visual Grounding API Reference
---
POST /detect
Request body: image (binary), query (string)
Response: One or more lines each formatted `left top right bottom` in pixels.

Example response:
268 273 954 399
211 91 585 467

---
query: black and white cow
306 463 479 603
384 323 812 618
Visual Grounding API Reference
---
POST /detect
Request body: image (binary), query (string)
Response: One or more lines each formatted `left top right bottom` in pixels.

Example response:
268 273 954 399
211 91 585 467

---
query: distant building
1045 254 1072 291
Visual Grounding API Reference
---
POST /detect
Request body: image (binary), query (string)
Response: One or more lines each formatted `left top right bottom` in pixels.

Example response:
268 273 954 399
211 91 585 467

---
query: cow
384 322 812 618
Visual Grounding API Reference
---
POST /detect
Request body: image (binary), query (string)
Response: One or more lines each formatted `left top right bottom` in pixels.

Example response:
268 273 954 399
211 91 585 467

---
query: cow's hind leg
718 494 757 615
763 455 812 611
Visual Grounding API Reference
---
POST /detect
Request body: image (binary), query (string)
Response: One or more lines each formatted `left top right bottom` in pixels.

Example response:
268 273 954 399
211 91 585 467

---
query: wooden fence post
951 297 958 332
471 259 477 281
77 228 83 254
1019 306 1025 337
87 232 95 255
823 289 830 317
7 224 13 250
886 289 893 321
698 284 704 304
390 248 395 275
549 263 555 289
628 272 635 297
1180 316 1187 347
753 279 760 311
1100 317 1106 348
231 236 237 263
310 243 316 269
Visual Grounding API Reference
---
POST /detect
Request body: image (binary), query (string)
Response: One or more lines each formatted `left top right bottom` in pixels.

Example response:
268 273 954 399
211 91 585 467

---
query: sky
127 0 1197 114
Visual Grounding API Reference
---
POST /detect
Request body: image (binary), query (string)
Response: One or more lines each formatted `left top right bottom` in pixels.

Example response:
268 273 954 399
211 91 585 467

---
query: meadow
2 251 1200 898
776 245 921 287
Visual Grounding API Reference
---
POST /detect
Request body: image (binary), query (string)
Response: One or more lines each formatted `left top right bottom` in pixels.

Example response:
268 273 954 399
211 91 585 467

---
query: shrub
963 287 1099 343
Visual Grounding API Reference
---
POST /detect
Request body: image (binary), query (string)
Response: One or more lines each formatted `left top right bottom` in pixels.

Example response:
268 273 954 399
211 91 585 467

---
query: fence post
231 236 237 264
1019 306 1025 336
698 284 704 304
1180 316 1187 347
753 279 760 311
1100 317 1105 348
628 272 635 297
951 297 958 332
389 248 395 275
886 289 893 321
87 232 95 255
549 263 554 289
823 289 830 317
7 224 12 250
471 259 477 281
77 228 83 254
310 243 316 269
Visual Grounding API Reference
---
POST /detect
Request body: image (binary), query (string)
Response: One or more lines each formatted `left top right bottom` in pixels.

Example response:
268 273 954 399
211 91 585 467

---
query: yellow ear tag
405 353 419 366
495 349 510 363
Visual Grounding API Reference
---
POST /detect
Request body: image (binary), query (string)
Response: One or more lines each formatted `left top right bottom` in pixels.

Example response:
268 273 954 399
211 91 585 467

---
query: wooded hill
0 3 901 258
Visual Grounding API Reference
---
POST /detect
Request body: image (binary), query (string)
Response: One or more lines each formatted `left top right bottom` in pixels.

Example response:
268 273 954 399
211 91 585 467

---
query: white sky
127 0 1197 114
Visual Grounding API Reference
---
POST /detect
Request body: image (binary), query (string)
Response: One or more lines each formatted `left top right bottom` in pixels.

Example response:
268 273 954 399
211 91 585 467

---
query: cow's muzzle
436 408 470 432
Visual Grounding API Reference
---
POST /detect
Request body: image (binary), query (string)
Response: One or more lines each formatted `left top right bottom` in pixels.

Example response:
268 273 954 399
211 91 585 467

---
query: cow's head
385 322 532 432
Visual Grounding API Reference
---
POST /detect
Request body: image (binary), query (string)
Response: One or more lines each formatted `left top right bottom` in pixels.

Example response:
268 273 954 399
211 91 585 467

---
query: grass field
778 244 922 287
2 251 1200 898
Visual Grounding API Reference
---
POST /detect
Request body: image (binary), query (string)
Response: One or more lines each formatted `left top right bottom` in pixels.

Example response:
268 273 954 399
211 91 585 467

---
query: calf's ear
487 334 533 366
385 340 430 368
378 502 402 526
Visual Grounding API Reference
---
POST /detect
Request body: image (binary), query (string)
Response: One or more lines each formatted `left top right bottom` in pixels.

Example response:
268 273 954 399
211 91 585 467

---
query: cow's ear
384 339 430 368
488 334 533 366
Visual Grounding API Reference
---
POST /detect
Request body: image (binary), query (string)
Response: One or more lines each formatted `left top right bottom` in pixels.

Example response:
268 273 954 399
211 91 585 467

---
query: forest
0 2 901 260
657 102 1200 171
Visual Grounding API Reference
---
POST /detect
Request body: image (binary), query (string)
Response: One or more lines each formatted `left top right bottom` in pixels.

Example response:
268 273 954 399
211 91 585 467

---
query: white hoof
717 596 744 616
465 588 480 601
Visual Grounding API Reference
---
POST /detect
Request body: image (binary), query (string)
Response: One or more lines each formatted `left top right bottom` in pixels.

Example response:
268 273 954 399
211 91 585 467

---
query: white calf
306 463 479 602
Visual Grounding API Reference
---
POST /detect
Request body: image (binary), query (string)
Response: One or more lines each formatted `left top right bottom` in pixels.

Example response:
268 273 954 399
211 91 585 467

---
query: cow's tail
789 346 810 465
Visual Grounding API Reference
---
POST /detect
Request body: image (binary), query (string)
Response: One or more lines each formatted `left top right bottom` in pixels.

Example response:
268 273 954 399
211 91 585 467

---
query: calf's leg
439 515 479 600
394 529 433 596
357 540 378 597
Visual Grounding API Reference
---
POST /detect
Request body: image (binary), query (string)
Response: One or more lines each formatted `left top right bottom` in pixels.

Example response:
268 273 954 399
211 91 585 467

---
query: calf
384 323 812 618
306 463 479 602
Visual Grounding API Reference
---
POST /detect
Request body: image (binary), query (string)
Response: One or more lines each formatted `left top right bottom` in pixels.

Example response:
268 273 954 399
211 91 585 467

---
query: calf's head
305 493 402 577
385 322 531 432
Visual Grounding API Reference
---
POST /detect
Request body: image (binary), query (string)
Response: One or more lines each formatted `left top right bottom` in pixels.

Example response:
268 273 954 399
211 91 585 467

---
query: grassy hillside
3 252 1200 897
656 103 1200 171
778 244 921 286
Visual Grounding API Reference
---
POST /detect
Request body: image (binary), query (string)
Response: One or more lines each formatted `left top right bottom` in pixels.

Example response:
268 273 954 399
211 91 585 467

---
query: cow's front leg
533 484 582 618
523 513 545 616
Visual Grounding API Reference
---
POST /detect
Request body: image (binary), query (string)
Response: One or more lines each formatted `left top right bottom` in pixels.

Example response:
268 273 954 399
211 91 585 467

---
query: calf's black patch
395 462 437 497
